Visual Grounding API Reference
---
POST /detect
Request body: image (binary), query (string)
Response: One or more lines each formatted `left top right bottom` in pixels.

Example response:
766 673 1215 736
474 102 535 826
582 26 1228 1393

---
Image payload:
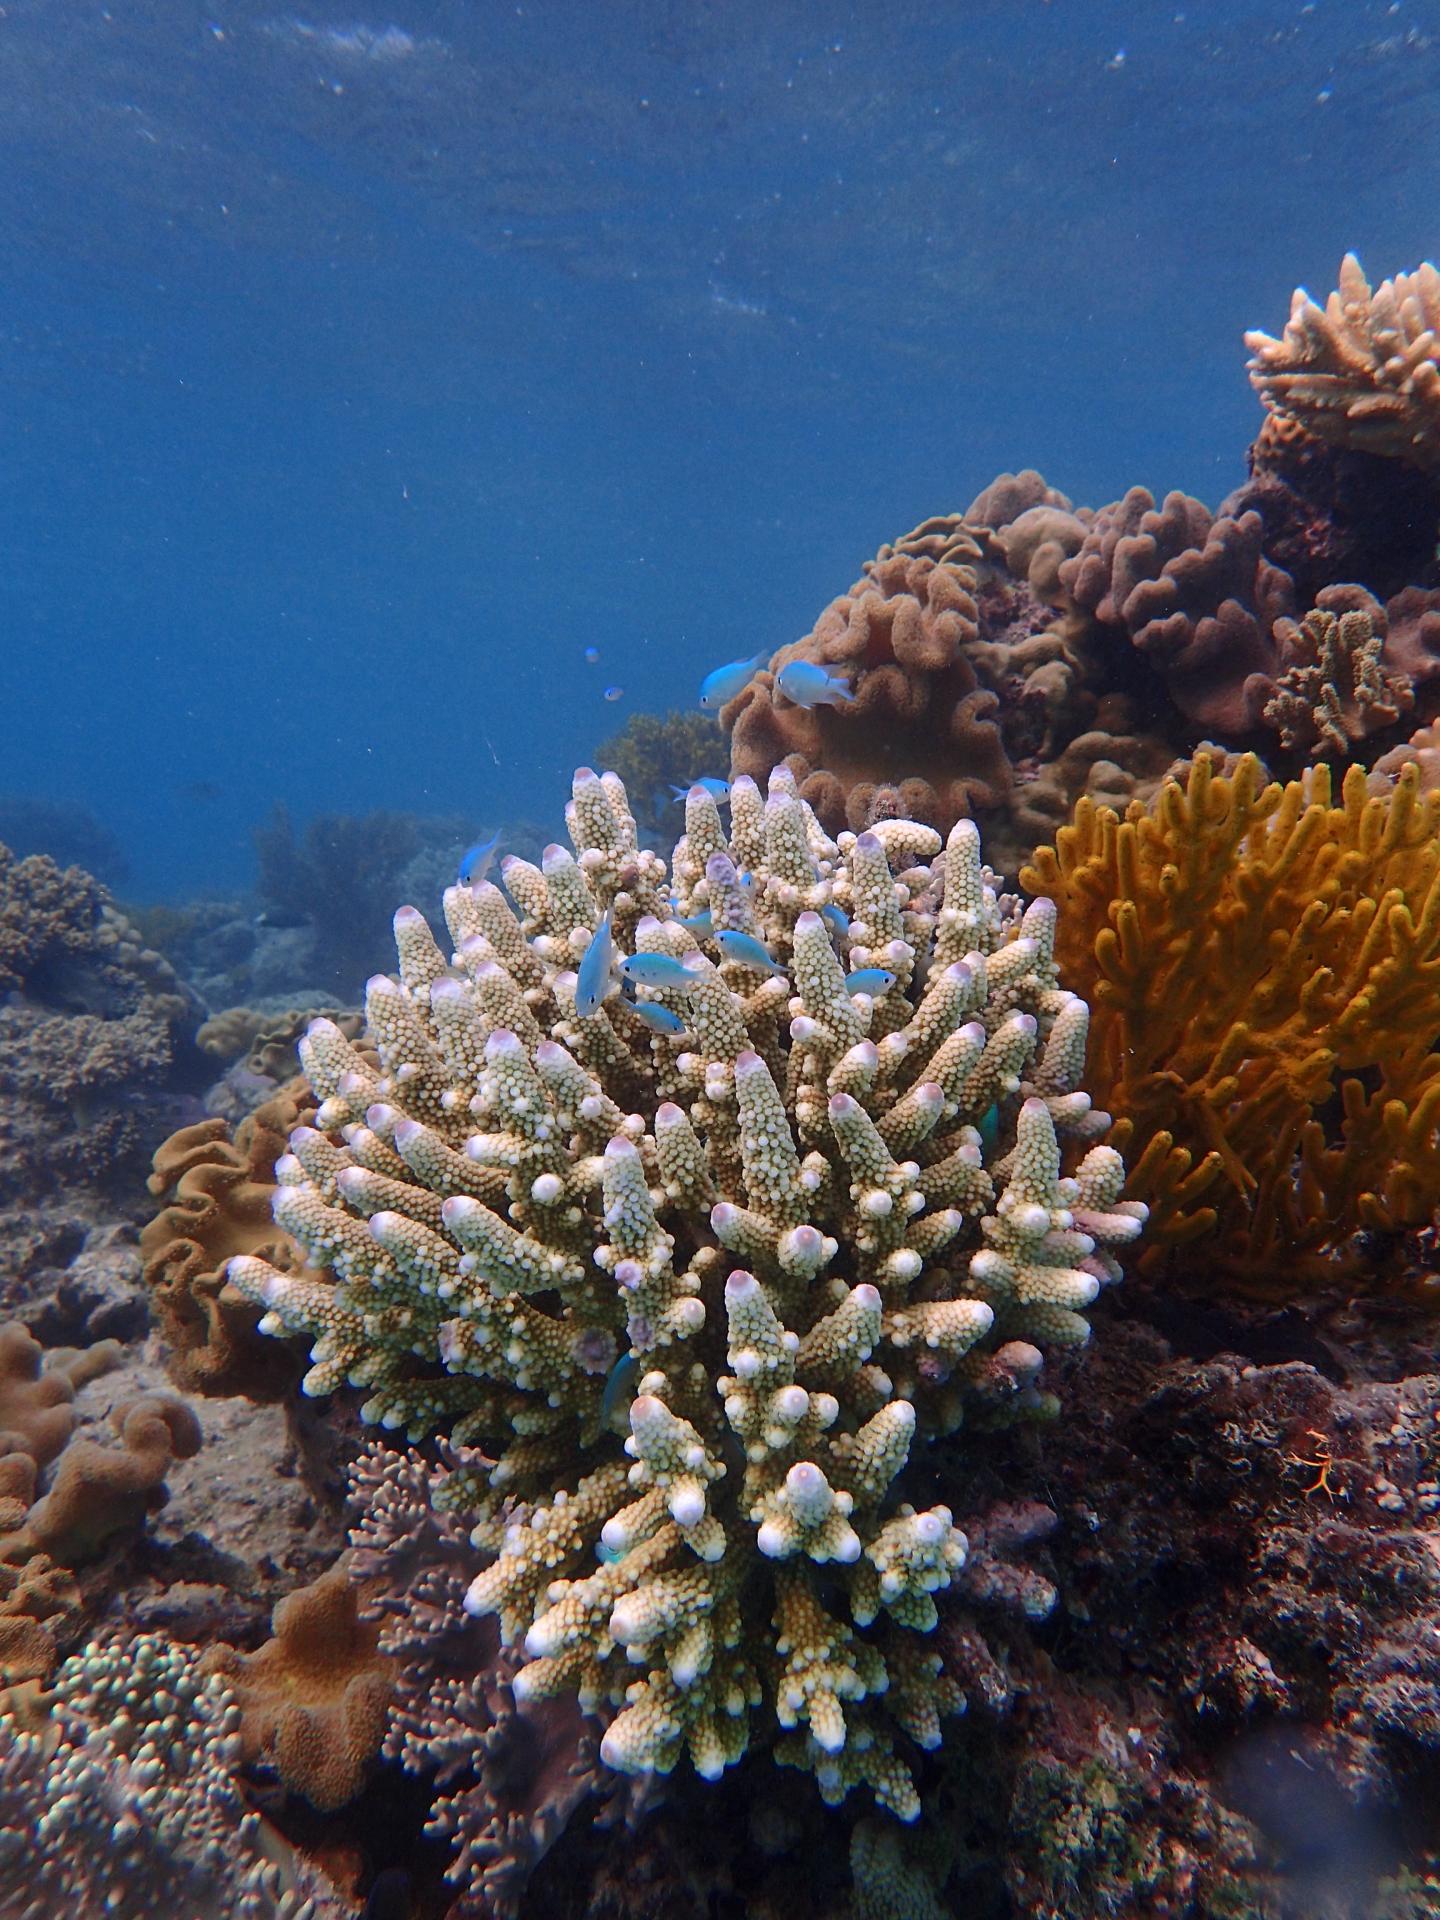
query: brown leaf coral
1055 488 1294 732
143 1082 320 1397
1246 253 1440 469
1021 753 1440 1280
726 524 1014 840
227 764 1145 1821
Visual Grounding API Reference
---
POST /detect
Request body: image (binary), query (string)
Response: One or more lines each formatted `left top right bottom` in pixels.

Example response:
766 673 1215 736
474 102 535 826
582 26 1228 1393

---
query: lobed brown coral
0 1322 198 1685
1021 752 1440 1280
1246 253 1440 469
142 1081 319 1398
725 524 1016 839
1055 488 1295 732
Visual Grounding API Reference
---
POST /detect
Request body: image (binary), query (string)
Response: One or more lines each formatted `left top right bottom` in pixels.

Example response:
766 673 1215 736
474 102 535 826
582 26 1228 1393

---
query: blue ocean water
3 0 1437 898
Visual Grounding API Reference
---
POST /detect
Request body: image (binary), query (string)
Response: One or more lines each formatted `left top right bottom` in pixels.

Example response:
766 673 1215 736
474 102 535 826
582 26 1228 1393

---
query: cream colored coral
231 765 1144 1818
1246 252 1440 467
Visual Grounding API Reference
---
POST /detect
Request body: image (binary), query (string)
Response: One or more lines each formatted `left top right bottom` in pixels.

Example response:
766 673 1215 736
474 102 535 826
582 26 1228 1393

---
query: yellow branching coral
228 766 1143 1817
1022 754 1440 1277
1246 253 1440 468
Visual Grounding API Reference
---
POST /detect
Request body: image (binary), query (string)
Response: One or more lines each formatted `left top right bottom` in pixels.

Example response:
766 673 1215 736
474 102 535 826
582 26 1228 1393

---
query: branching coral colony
228 766 1145 1817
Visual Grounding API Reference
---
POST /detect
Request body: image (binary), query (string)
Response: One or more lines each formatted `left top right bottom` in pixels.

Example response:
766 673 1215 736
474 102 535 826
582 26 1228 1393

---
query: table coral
227 765 1144 1824
1022 751 1440 1279
0 1632 351 1918
1246 253 1440 469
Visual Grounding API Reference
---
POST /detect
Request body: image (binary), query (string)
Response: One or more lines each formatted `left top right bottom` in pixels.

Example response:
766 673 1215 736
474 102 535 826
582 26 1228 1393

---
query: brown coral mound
25 1390 202 1561
725 525 1014 838
1056 489 1294 731
142 1081 317 1397
1021 753 1440 1281
0 1328 198 1682
1246 253 1440 469
204 1560 393 1812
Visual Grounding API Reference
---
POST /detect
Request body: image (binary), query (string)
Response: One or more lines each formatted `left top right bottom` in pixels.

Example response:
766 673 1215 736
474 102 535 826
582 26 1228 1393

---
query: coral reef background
6 2 1440 1912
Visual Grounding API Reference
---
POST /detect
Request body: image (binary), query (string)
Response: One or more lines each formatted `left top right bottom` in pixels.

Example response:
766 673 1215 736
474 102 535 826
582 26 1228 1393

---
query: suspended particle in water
604 685 624 701
585 646 600 663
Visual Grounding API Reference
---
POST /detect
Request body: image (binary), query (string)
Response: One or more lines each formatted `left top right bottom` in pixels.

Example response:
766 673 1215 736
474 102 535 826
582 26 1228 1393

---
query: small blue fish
617 951 701 990
677 910 714 936
603 685 624 702
458 831 500 886
699 649 770 711
627 1000 690 1037
575 911 616 1016
668 777 732 804
715 929 787 977
584 646 600 663
978 1103 1000 1153
845 967 897 996
601 1347 639 1432
777 660 857 708
821 902 850 937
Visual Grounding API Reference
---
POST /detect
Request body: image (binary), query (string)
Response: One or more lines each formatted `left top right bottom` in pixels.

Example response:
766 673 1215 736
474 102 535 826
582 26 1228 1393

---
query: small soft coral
203 1561 394 1813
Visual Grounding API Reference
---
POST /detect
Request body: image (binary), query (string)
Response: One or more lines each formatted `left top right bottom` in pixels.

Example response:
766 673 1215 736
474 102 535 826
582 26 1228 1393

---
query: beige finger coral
228 763 1144 1820
1246 253 1440 468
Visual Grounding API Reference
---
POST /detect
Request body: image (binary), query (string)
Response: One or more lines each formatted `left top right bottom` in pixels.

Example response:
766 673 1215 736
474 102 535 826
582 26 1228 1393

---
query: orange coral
1021 754 1440 1281
204 1561 393 1812
1246 254 1440 469
142 1081 317 1397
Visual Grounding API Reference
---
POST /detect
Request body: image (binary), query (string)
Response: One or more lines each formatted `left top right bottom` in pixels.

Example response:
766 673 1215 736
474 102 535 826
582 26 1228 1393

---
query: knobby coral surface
227 765 1144 1823
1022 752 1440 1279
1246 253 1440 469
0 840 200 1201
0 1632 349 1919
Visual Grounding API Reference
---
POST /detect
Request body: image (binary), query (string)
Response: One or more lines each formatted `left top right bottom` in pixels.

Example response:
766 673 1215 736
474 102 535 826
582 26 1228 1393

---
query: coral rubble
226 765 1144 1827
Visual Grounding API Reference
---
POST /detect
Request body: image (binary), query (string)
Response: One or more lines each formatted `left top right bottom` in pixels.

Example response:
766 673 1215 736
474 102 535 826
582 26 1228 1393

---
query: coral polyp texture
227 765 1144 1818
1246 252 1440 469
1022 752 1440 1278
